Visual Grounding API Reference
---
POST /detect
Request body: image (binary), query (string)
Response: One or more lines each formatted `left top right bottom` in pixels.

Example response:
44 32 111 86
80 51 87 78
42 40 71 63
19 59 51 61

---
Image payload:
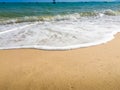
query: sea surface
0 2 120 50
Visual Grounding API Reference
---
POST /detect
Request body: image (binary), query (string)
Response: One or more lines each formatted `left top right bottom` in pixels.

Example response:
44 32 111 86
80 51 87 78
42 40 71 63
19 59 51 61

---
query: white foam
0 15 120 50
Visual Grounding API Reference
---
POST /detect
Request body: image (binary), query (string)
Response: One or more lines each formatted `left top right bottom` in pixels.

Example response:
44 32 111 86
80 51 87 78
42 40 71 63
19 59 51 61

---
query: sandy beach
0 34 120 90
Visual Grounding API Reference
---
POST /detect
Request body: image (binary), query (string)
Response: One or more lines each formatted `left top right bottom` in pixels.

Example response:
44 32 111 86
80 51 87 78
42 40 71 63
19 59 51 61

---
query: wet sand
0 34 120 90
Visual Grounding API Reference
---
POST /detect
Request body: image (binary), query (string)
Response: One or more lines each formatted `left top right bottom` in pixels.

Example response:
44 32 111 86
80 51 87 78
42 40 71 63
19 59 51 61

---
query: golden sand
0 34 120 90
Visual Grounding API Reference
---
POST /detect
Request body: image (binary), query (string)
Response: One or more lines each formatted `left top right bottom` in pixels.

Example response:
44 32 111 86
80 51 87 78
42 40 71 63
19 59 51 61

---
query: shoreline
0 34 120 90
0 32 117 51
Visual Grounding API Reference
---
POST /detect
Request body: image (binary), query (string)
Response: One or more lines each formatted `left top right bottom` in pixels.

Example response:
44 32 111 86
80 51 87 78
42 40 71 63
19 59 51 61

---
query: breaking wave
0 9 120 25
0 10 120 50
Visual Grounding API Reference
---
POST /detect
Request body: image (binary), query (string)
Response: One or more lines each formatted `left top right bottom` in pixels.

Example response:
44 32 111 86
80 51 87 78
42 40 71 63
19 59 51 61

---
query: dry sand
0 34 120 90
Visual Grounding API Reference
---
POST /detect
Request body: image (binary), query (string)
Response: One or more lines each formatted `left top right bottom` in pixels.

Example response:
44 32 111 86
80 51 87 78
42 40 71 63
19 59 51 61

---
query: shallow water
0 2 120 50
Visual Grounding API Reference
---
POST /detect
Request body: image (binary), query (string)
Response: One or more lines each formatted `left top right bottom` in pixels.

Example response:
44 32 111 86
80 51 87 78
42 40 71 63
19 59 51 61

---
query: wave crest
104 9 120 16
0 9 120 25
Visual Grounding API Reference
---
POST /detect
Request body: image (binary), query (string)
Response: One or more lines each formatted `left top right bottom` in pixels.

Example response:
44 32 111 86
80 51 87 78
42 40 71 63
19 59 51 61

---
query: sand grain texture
0 34 120 90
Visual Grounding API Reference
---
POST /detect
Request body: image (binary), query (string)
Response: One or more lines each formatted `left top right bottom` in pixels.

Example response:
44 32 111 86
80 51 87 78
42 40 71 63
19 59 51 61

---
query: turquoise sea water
0 2 120 50
0 2 120 23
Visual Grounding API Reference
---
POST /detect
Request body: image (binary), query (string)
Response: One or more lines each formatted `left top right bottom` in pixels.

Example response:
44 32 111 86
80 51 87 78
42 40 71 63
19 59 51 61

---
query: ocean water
0 2 120 50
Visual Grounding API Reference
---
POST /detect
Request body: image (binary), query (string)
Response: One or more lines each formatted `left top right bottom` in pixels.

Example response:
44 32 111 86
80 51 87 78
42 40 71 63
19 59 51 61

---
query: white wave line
0 22 39 35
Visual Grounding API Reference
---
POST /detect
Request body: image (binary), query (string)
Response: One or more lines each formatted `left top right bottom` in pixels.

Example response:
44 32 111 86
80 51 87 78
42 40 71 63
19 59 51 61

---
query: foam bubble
0 15 120 50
